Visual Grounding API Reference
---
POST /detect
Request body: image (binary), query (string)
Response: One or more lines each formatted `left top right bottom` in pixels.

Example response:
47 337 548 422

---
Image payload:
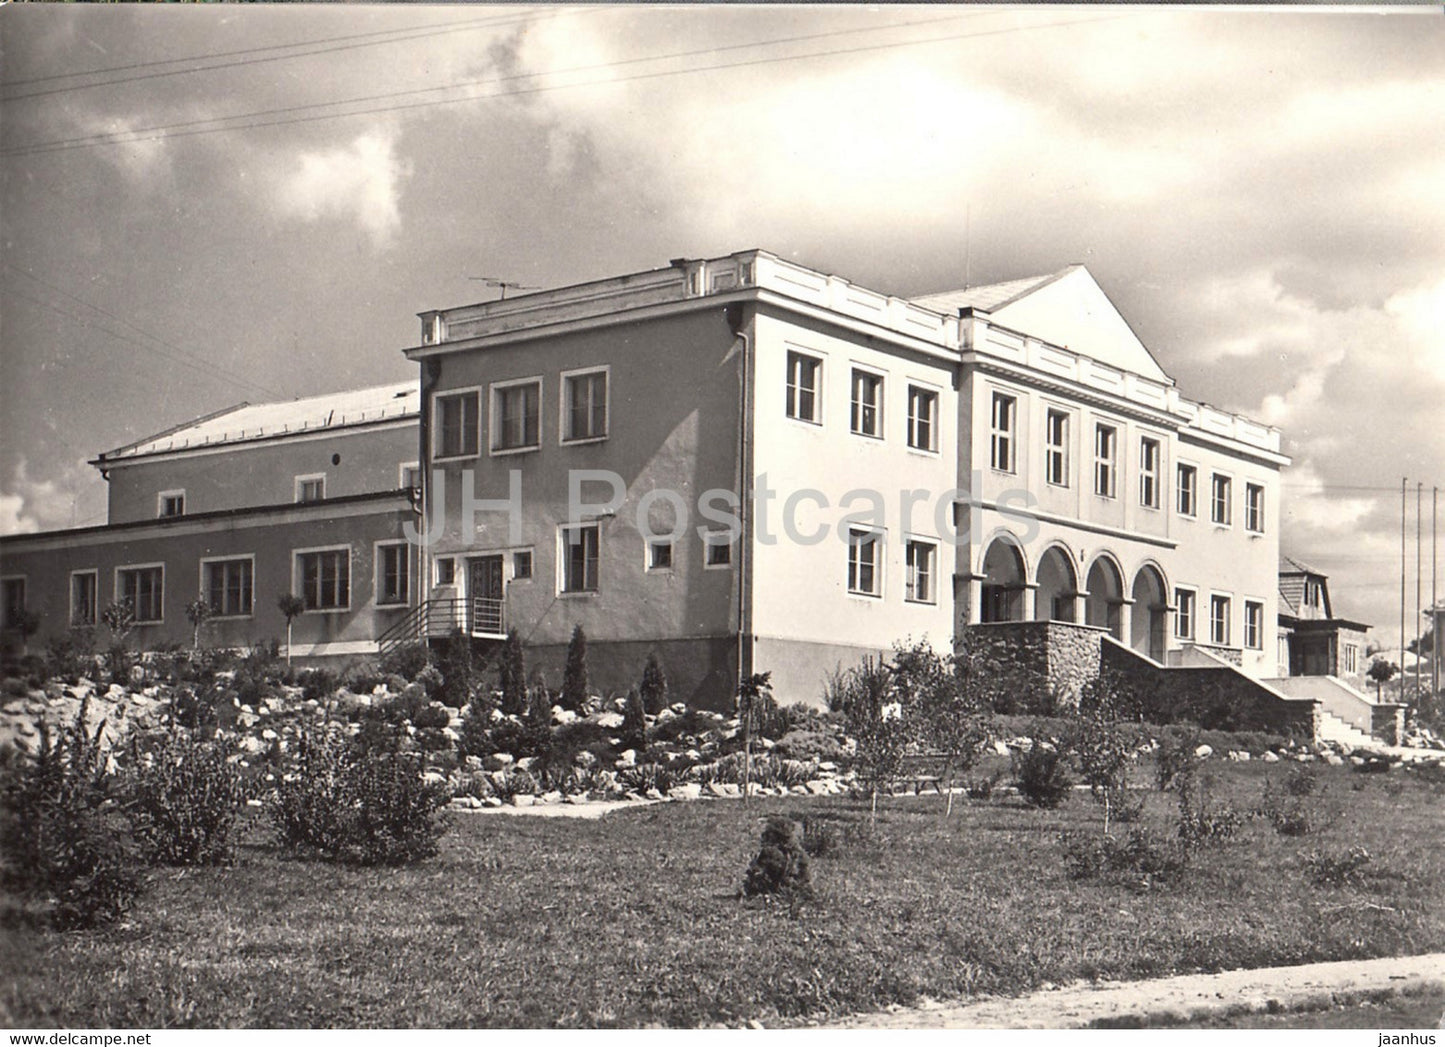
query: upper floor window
295 475 325 503
158 490 185 518
376 543 410 606
117 565 164 623
1174 587 1196 640
492 379 541 453
562 368 608 443
1210 594 1231 646
907 385 938 452
297 548 350 611
990 392 1016 472
1244 600 1264 650
850 369 883 438
203 557 253 617
1177 464 1198 517
1045 409 1070 487
648 541 673 571
1211 474 1232 525
512 550 533 580
1139 437 1161 509
1305 579 1322 608
847 528 882 597
560 523 600 594
435 557 456 586
1094 423 1118 498
1343 644 1358 674
435 390 480 459
70 571 98 627
905 539 936 604
1245 483 1265 533
785 351 821 424
704 532 734 568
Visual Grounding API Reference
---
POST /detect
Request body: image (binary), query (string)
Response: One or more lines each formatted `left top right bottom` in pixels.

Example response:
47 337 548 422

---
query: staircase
375 596 506 660
1316 710 1376 749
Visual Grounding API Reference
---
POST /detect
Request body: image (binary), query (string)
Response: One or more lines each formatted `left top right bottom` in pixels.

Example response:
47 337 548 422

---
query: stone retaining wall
963 621 1107 713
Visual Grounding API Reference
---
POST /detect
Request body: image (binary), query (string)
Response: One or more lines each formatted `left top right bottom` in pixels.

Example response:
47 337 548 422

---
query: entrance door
468 556 504 635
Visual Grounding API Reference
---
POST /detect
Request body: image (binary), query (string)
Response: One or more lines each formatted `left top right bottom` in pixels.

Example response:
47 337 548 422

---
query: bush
1061 827 1190 886
638 652 668 715
561 625 589 712
300 668 339 703
801 816 841 859
742 817 812 898
0 700 141 929
1303 846 1373 888
485 718 552 761
457 697 497 759
267 726 449 865
124 727 245 866
620 688 647 753
773 728 846 762
378 643 431 682
1012 737 1073 809
964 771 1004 800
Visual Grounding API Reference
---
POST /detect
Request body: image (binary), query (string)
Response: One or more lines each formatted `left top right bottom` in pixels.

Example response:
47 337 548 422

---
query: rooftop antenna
468 276 538 300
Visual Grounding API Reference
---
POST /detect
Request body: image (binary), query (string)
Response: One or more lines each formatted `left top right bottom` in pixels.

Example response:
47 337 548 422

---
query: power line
0 11 1132 160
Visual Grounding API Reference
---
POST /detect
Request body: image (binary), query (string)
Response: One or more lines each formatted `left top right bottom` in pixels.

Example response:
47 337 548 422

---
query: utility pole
1417 482 1424 700
1434 486 1439 699
1400 478 1407 687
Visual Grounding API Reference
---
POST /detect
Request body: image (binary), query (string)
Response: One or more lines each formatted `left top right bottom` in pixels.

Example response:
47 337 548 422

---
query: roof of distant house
94 381 419 464
909 267 1078 314
1279 554 1325 577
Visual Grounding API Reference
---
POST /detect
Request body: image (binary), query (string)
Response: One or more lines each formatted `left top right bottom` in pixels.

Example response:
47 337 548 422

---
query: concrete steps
1317 710 1375 749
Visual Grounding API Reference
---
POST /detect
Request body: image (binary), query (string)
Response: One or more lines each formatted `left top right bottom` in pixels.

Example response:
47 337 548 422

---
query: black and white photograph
1 2 1443 1032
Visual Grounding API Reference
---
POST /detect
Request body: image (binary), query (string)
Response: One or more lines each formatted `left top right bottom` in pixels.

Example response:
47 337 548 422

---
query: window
648 541 673 571
850 369 883 438
1177 464 1197 517
847 528 882 597
203 558 253 617
1094 424 1118 498
512 551 533 580
560 524 600 593
704 532 733 568
400 462 422 490
117 565 164 623
435 390 480 459
989 392 1016 472
1343 645 1358 674
1244 600 1264 650
907 385 938 452
435 557 456 586
1045 409 1070 487
158 490 185 518
562 368 608 443
70 571 98 627
295 475 325 503
905 540 936 604
1174 588 1196 640
1245 483 1265 533
1139 437 1161 509
376 543 410 606
2 577 27 630
1211 474 1232 525
1210 594 1231 646
785 351 821 424
492 380 542 453
1305 579 1322 608
297 549 350 611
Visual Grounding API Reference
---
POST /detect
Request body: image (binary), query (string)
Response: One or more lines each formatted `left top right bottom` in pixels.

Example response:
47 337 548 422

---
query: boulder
551 706 578 725
539 790 563 804
483 796 503 808
644 787 665 801
1323 753 1345 767
616 749 638 768
993 740 1012 756
514 756 536 772
483 753 514 771
1194 744 1213 759
804 780 829 795
668 782 702 801
594 711 625 729
510 794 535 807
1261 751 1280 762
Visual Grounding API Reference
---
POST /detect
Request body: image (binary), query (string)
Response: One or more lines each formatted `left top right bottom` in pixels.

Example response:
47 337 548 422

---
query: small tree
1071 706 1140 836
1367 657 1399 702
100 600 136 680
185 598 212 652
621 686 647 752
736 671 775 806
497 630 527 716
892 640 987 816
276 594 305 669
845 657 910 824
639 652 668 714
8 608 41 654
561 625 589 711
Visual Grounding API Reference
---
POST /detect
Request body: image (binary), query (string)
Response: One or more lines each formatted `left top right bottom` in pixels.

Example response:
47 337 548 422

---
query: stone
441 727 461 744
616 749 638 768
511 794 536 807
790 784 810 796
484 753 514 771
594 711 624 729
452 795 482 810
993 740 1012 756
668 782 702 801
719 782 742 797
540 790 563 804
551 706 578 725
514 756 536 771
707 781 731 797
644 788 665 801
818 761 839 772
1194 744 1213 759
1323 754 1345 767
1260 750 1279 762
261 728 278 741
483 796 503 808
239 736 266 755
464 755 484 772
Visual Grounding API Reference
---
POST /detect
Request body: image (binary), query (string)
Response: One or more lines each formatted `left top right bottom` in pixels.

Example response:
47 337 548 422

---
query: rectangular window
560 524 600 593
117 566 164 623
376 544 410 606
295 475 325 503
493 380 541 453
847 528 882 597
785 351 821 424
704 532 733 568
1139 437 1161 509
435 557 456 586
435 390 480 459
990 392 1016 472
1174 588 1196 641
1211 474 1232 525
1177 464 1197 517
158 491 185 518
1210 594 1231 646
203 558 253 617
1045 409 1070 487
70 571 98 627
1343 645 1358 674
907 385 938 452
850 369 883 438
1 577 27 630
297 549 350 611
1094 423 1118 498
1245 483 1265 533
905 540 936 604
562 369 608 443
648 541 673 571
1244 600 1264 649
512 550 533 580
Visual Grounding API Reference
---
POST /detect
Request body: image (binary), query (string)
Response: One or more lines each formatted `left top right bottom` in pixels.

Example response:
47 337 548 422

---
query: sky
1 4 1442 650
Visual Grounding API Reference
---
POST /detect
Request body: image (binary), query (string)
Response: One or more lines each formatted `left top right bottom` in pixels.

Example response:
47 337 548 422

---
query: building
402 250 1295 710
1275 555 1371 686
0 383 423 662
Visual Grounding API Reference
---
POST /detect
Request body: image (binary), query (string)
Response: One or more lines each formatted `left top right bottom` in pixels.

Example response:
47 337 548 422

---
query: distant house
1276 555 1371 685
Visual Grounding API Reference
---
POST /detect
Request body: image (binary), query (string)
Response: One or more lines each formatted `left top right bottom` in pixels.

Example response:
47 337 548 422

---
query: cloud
273 130 409 248
0 457 86 536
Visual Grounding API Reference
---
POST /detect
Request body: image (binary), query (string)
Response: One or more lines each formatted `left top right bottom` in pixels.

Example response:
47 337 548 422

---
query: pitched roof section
97 381 419 463
1279 554 1324 577
912 264 1172 384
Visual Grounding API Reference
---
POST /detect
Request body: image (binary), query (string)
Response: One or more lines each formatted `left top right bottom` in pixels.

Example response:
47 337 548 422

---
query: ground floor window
1244 600 1264 650
204 558 253 617
376 543 410 606
118 566 164 623
560 524 599 593
70 571 97 626
1174 588 1196 640
847 528 881 597
1 577 27 629
298 549 350 611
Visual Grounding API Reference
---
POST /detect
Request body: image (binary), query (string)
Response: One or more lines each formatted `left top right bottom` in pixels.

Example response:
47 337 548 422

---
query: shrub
1286 764 1320 797
457 696 497 759
741 817 812 898
964 771 1004 800
411 702 451 730
1269 804 1315 837
300 668 339 703
1061 827 1190 886
560 625 589 712
800 816 841 859
495 631 527 717
618 763 685 794
43 629 94 683
638 652 668 715
0 700 141 929
773 728 846 762
620 688 647 753
1071 709 1141 834
124 727 245 866
1154 727 1202 792
490 767 539 803
1303 846 1373 888
1012 736 1073 809
485 718 552 762
378 643 431 681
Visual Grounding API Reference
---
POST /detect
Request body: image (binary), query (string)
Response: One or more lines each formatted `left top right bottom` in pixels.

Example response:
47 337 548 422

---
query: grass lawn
1136 986 1445 1029
3 758 1443 1028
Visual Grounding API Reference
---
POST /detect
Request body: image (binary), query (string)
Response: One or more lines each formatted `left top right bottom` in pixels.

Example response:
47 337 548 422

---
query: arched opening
1035 545 1079 623
1084 556 1124 639
980 536 1027 623
1130 564 1169 662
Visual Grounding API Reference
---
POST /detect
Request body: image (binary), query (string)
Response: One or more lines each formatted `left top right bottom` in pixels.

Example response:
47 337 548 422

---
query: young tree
638 652 668 714
561 625 589 711
845 657 910 825
891 640 987 816
735 671 775 806
276 594 305 669
100 600 136 680
1367 657 1399 702
621 687 647 753
1071 705 1140 836
185 598 212 652
497 630 527 717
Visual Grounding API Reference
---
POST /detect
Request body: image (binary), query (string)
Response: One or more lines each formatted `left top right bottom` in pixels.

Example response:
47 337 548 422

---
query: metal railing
375 596 507 658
